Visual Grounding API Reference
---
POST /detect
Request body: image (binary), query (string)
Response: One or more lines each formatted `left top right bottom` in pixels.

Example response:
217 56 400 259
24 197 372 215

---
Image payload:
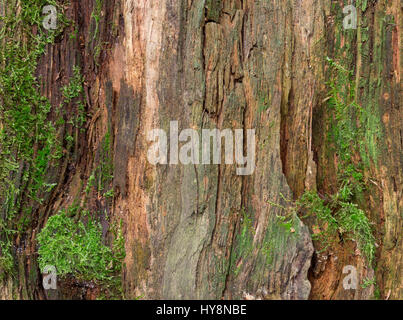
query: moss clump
37 209 125 282
0 239 14 279
62 65 84 104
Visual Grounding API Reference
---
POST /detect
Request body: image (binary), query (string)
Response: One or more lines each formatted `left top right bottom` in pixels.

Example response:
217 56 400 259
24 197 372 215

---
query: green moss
37 208 125 282
357 0 368 12
62 66 84 103
205 0 222 22
258 92 270 113
36 134 123 290
91 0 103 39
62 65 86 151
0 1 67 277
0 239 14 279
236 208 255 260
361 277 376 289
229 208 254 276
0 2 110 289
261 213 300 266
292 58 377 265
299 189 375 264
90 0 104 66
98 128 114 192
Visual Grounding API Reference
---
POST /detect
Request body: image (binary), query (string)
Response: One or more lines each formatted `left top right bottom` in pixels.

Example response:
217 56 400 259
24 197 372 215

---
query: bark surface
0 0 401 300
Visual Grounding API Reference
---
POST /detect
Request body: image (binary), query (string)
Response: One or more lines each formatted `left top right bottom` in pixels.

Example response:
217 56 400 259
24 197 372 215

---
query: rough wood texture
0 0 401 300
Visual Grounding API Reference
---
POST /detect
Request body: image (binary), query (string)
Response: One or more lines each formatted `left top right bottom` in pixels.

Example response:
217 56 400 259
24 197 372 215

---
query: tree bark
0 0 401 300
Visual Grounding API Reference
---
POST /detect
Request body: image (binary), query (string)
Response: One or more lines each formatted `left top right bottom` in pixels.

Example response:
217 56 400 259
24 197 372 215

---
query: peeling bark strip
0 0 401 300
